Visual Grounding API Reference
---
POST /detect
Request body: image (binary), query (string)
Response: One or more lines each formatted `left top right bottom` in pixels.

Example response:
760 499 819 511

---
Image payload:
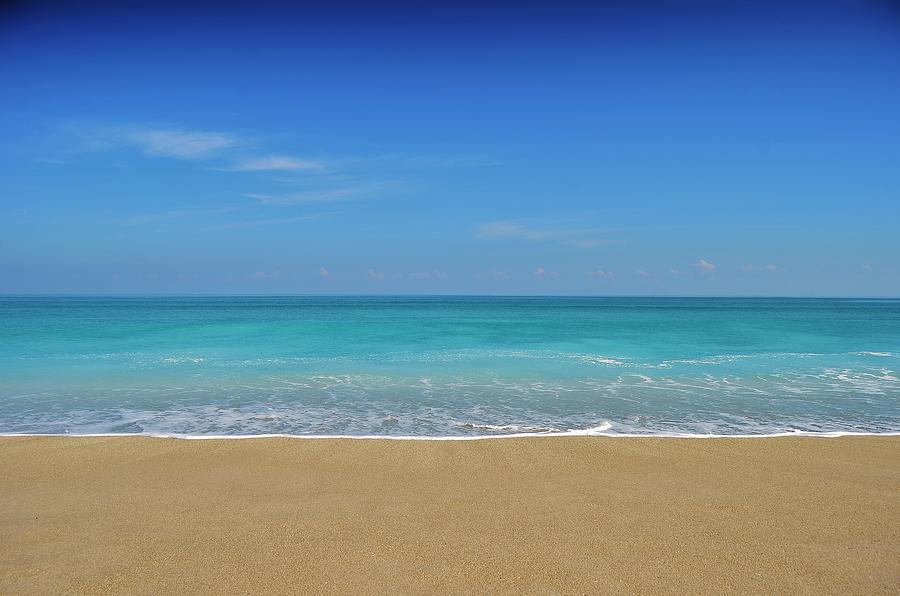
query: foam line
2 430 899 441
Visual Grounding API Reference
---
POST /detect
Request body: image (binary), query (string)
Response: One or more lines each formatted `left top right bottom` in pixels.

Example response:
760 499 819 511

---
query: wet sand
1 435 898 594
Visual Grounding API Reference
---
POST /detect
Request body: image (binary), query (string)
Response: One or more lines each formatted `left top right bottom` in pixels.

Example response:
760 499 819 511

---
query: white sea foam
7 412 898 441
571 354 628 366
2 428 898 441
162 356 205 364
457 422 570 433
3 351 898 438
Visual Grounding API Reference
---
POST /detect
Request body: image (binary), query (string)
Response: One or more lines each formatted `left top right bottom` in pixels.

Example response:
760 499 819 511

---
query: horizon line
1 293 898 300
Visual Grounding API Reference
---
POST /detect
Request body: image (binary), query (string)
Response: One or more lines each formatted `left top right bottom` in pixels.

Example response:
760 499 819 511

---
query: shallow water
1 296 898 436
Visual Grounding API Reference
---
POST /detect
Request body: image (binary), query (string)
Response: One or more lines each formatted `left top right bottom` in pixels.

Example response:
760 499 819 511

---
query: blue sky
1 1 899 295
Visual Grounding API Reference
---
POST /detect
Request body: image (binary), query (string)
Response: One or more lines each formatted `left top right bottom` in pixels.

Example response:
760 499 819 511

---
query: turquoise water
1 296 898 437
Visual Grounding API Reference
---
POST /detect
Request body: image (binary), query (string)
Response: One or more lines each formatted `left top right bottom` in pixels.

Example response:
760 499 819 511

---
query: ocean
0 296 898 437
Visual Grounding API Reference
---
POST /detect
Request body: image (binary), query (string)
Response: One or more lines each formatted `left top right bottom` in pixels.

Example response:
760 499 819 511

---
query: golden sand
1 436 898 594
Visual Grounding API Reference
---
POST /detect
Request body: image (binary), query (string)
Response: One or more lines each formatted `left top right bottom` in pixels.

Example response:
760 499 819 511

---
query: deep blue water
1 296 898 436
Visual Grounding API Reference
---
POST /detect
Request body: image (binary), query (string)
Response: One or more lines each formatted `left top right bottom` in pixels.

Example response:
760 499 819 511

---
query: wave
2 400 897 438
457 422 563 433
3 351 897 438
3 427 899 442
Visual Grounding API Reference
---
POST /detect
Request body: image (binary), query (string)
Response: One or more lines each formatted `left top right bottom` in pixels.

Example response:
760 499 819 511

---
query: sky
1 0 899 295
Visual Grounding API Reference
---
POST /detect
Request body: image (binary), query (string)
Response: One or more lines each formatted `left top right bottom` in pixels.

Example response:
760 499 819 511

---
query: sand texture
1 435 898 594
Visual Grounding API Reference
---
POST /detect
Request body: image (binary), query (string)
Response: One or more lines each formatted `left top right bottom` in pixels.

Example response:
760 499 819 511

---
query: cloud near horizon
406 270 449 280
585 269 614 278
533 266 561 279
695 259 716 272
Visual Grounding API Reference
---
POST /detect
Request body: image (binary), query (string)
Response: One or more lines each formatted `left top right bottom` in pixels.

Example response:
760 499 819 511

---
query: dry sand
1 435 898 594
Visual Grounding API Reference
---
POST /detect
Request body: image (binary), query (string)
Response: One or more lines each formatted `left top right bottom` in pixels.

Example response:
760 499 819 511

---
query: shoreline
3 435 898 594
2 429 900 440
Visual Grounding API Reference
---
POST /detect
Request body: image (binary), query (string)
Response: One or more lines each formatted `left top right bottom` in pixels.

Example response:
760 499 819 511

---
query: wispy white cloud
477 221 549 240
247 185 382 206
319 267 331 279
126 128 236 159
403 155 495 168
406 270 449 280
65 122 239 160
670 268 682 275
565 239 615 249
533 266 561 279
585 269 614 278
122 207 236 225
228 156 325 172
695 259 716 272
367 268 385 280
742 264 778 272
194 214 325 232
342 153 495 169
635 269 650 277
476 269 511 280
62 122 406 218
62 123 416 219
476 217 613 249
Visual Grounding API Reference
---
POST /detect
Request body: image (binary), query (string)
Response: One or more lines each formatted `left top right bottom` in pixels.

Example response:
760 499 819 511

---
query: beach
1 436 897 594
